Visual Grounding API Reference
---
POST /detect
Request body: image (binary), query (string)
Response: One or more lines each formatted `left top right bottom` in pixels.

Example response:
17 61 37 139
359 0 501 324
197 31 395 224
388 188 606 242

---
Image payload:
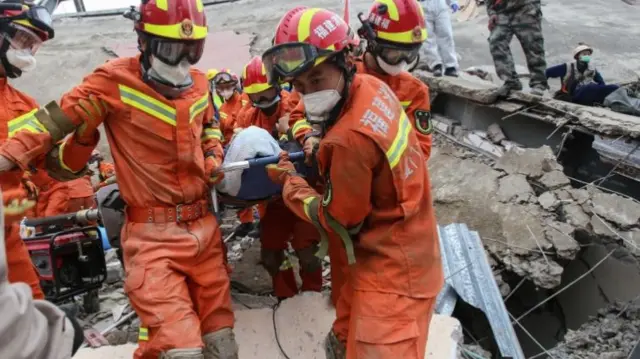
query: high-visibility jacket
219 92 244 145
0 56 224 209
235 90 292 141
281 74 443 298
289 61 434 158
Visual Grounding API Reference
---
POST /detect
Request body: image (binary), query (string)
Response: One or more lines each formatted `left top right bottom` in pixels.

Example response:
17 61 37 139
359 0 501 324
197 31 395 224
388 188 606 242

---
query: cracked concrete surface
431 144 640 289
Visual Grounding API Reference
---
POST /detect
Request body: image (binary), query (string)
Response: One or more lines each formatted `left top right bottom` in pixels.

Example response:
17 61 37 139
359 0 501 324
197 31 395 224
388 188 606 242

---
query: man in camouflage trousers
486 0 549 96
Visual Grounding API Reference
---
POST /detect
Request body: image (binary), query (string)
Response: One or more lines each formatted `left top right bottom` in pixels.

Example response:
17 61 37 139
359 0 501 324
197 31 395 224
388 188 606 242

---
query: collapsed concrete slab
430 143 640 288
74 293 462 359
414 70 640 138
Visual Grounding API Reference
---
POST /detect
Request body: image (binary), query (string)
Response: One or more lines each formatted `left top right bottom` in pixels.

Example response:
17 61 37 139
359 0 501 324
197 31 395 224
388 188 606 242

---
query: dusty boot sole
203 328 239 359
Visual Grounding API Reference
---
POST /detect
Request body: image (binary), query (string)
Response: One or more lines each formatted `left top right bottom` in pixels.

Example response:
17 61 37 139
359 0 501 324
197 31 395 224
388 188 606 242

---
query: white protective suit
421 0 459 70
0 193 76 359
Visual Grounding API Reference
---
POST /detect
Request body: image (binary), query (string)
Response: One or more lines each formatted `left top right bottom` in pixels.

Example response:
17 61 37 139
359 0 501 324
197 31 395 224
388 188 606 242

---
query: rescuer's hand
266 152 297 186
205 156 225 185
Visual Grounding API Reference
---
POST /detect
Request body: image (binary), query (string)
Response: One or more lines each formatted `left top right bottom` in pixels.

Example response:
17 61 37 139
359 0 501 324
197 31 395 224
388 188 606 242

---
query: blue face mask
579 55 591 63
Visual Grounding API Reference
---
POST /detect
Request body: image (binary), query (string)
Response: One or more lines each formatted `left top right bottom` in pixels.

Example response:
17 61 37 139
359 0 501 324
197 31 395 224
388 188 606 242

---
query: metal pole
73 0 86 12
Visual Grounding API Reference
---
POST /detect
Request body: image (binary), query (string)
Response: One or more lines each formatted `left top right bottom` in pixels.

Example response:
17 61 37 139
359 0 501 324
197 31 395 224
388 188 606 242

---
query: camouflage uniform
486 0 548 90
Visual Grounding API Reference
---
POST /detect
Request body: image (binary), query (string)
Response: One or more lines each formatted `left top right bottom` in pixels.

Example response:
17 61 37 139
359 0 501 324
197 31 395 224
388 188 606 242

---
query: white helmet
572 43 593 59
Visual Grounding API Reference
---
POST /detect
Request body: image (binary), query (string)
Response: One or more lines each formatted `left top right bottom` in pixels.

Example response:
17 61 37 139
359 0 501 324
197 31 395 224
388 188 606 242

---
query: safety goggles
1 23 43 53
0 4 54 41
149 37 205 66
213 72 237 85
376 43 420 66
262 42 335 83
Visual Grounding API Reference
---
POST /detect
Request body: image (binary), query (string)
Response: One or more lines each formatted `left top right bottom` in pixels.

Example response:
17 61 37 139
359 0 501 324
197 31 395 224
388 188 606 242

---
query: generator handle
23 209 100 227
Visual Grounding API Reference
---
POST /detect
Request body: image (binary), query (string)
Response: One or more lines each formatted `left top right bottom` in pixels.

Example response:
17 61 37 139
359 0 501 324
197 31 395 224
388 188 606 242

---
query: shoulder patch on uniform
322 179 332 207
414 110 433 135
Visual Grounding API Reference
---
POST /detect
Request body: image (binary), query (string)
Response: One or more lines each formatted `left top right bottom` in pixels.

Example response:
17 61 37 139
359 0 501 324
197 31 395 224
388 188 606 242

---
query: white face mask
302 75 343 123
6 48 36 72
376 56 407 76
149 57 191 86
219 89 235 101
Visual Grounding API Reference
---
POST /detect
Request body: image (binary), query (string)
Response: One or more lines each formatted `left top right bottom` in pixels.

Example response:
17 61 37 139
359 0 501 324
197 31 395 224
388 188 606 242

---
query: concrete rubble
548 301 640 359
429 142 640 290
75 293 463 359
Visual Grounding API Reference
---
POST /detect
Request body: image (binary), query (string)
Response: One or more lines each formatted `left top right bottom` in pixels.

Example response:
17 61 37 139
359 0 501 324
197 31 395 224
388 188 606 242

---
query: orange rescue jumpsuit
219 91 255 224
0 78 45 299
95 160 116 190
27 170 70 217
236 90 322 298
281 74 443 357
66 176 95 211
0 56 233 358
289 60 435 309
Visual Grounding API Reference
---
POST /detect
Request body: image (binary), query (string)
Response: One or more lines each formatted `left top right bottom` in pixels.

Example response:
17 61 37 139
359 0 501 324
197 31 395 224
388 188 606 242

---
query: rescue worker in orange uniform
214 68 243 145
89 149 116 190
25 169 70 217
0 1 55 300
66 175 95 211
263 7 443 358
0 1 238 358
285 1 435 311
214 68 258 237
235 56 322 299
289 1 433 159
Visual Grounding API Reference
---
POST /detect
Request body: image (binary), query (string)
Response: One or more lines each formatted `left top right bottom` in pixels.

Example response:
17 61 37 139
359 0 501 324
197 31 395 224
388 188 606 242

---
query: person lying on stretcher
214 56 324 300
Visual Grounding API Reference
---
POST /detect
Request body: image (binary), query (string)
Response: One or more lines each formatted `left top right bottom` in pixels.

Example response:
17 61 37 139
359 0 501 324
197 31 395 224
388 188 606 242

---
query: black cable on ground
272 301 292 359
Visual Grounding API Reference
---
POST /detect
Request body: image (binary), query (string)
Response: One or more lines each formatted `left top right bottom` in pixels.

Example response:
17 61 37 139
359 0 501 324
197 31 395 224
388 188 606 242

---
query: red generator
21 209 107 312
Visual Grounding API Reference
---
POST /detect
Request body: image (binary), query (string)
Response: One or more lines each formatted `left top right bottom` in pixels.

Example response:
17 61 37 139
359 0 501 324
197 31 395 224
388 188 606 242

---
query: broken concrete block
487 123 507 143
590 214 616 238
539 170 571 190
500 140 524 153
494 146 562 178
562 203 591 229
106 261 122 284
425 315 462 359
539 191 560 211
462 132 505 157
567 188 591 205
497 174 534 203
591 192 640 228
545 221 579 259
432 117 456 134
621 230 640 255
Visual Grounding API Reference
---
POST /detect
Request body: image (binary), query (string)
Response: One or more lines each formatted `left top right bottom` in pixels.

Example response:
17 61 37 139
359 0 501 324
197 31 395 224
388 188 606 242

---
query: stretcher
212 151 306 211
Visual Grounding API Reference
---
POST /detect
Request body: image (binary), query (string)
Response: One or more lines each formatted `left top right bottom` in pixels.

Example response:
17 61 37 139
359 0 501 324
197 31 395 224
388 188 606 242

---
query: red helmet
272 5 308 46
357 0 426 66
263 7 359 83
366 0 426 45
242 57 272 94
0 1 54 42
132 0 208 65
213 68 239 86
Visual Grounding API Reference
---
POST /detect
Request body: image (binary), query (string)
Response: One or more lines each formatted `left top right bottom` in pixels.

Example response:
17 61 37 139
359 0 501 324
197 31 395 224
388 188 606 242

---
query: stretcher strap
307 197 357 265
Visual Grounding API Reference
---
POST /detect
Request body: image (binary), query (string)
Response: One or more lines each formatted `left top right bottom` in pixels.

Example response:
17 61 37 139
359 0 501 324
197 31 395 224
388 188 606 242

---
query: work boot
432 64 443 77
496 81 523 97
159 348 204 359
203 328 239 359
445 67 459 77
324 330 346 359
530 85 548 97
233 222 259 238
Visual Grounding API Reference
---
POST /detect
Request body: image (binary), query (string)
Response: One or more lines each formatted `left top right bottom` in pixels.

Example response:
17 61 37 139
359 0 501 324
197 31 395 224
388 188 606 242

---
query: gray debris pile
430 142 640 290
548 301 640 359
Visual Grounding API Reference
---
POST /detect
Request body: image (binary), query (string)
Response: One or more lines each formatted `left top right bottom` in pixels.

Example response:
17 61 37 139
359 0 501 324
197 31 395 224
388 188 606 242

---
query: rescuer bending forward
0 1 238 358
264 8 444 359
